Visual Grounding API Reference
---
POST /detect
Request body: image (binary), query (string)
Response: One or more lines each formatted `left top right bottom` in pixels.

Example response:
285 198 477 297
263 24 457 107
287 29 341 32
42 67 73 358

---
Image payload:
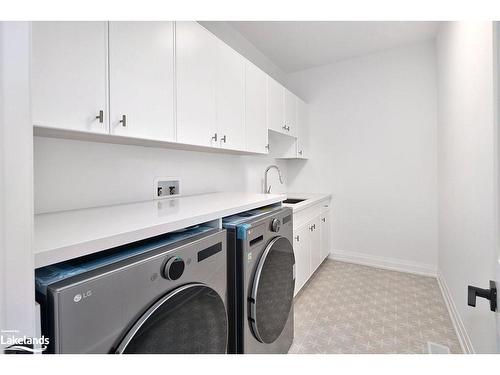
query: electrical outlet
154 177 180 199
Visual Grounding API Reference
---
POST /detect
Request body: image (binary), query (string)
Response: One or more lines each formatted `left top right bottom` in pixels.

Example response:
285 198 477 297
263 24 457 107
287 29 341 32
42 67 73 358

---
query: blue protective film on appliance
35 225 213 294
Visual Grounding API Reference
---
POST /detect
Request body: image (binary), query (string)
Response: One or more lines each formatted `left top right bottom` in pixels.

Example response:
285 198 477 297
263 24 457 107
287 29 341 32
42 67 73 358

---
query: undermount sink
283 198 306 204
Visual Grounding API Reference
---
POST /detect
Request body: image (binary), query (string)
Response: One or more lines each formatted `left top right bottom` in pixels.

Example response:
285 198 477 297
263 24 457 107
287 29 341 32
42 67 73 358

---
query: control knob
270 218 281 232
163 256 185 280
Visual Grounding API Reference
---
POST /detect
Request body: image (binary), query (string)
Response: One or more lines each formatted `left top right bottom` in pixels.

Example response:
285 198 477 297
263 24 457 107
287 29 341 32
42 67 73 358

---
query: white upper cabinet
284 88 298 137
267 78 300 138
245 62 268 154
296 97 308 158
268 95 308 159
215 40 245 151
267 77 285 134
31 22 108 133
108 22 175 141
31 21 307 156
176 22 217 147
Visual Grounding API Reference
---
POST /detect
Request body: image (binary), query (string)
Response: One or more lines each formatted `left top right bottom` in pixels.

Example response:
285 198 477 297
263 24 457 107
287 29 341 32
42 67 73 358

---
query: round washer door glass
117 284 227 354
250 236 295 344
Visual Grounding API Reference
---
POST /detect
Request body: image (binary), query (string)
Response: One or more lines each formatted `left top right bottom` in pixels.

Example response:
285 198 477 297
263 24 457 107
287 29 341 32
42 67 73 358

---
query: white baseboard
329 249 438 277
436 271 474 354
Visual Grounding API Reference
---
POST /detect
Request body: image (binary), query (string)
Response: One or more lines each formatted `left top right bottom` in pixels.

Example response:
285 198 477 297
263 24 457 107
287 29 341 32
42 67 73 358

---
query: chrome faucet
264 165 284 193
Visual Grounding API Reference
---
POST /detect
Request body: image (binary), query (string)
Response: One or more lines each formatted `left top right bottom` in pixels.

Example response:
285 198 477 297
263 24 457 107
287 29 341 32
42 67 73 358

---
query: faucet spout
264 165 284 194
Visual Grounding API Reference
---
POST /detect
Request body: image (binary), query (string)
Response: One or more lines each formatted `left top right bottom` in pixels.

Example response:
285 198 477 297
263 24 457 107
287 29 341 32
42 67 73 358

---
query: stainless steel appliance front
38 229 227 354
224 206 295 354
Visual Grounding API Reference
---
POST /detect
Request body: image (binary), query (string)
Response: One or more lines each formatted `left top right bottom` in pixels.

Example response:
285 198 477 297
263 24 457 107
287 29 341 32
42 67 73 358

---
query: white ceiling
228 21 439 73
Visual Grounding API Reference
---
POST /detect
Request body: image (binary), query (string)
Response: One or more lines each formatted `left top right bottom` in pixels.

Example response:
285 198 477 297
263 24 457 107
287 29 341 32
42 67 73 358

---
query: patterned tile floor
289 260 461 354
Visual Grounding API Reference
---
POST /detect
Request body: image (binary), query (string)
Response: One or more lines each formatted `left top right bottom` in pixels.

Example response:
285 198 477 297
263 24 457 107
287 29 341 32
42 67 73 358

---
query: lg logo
73 290 92 303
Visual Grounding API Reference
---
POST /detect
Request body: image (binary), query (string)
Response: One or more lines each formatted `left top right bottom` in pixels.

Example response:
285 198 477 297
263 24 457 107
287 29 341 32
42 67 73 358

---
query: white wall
286 41 439 274
436 22 498 353
0 22 35 346
34 137 287 213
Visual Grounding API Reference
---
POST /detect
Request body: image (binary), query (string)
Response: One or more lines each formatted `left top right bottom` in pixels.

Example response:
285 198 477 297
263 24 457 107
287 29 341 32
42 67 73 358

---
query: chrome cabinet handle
221 135 227 143
286 126 290 131
299 150 303 155
322 218 326 222
294 235 300 241
265 144 270 151
119 114 127 127
96 110 104 123
211 133 218 142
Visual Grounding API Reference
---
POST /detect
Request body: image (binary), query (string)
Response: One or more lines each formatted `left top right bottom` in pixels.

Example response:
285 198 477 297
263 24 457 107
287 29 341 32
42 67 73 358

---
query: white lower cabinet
309 216 322 272
293 224 310 297
320 208 331 260
293 202 332 297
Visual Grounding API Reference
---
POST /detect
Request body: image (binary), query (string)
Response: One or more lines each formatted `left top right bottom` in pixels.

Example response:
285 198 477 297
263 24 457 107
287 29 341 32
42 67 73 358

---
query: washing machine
35 226 228 354
223 205 295 354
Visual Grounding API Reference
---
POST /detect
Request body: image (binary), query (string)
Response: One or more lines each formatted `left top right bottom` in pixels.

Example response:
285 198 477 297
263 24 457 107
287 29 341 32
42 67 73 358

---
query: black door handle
468 280 497 312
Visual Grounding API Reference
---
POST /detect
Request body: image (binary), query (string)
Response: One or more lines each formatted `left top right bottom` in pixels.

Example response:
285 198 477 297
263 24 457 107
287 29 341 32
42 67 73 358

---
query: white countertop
34 192 286 268
283 193 332 213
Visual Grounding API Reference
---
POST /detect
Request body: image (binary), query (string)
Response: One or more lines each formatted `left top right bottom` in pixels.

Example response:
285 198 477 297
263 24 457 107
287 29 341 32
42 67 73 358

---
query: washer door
249 236 295 344
116 283 227 354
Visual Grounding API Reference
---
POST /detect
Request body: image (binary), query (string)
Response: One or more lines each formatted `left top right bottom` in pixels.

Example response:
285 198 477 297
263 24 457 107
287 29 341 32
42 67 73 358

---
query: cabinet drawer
293 203 321 229
293 199 331 229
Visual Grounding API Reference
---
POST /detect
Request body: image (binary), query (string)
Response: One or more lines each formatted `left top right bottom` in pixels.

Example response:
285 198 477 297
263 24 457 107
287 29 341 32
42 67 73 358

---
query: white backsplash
34 136 288 214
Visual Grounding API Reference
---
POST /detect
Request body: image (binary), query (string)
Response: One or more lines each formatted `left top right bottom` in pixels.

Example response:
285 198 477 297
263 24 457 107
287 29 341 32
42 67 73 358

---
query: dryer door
115 283 227 353
249 236 295 344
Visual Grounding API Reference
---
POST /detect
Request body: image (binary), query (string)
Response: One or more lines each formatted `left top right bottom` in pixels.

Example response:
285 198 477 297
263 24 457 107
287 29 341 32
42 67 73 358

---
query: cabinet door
216 41 245 151
284 89 297 137
32 21 108 133
293 225 311 297
309 217 322 273
267 77 285 134
176 22 217 147
296 98 308 158
320 208 332 261
109 22 175 141
245 62 268 154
